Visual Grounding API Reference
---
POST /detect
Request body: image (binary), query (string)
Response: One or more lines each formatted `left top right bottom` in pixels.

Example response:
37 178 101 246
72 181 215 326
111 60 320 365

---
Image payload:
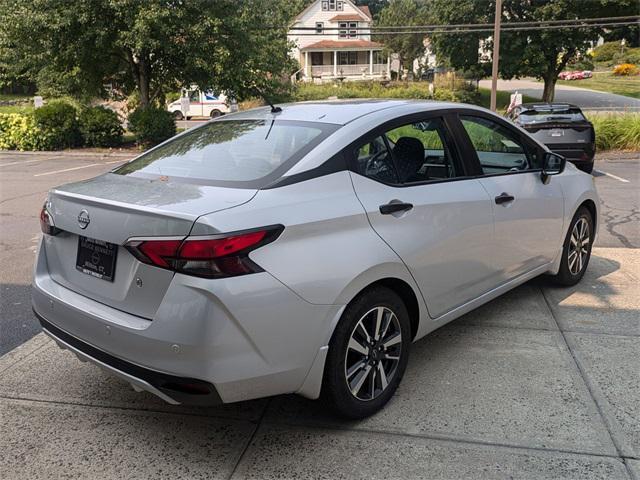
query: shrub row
292 81 479 105
0 101 123 151
588 113 640 151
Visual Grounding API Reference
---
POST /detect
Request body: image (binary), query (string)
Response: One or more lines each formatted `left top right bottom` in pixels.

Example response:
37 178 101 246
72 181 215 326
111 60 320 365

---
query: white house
288 0 389 81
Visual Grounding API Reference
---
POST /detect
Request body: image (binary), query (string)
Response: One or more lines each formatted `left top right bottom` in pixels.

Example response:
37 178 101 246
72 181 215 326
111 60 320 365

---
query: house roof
329 14 366 22
357 5 372 19
301 39 383 50
293 0 372 22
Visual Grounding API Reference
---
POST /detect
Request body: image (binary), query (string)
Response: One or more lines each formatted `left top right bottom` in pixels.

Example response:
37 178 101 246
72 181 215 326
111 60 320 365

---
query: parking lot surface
0 150 638 479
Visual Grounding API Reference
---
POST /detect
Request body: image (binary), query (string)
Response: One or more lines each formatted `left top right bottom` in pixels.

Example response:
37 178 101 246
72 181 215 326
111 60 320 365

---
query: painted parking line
33 163 103 177
0 156 64 168
594 169 630 183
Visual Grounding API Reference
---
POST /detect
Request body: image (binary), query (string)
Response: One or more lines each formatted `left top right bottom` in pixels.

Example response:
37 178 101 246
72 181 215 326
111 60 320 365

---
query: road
0 151 638 357
479 78 640 111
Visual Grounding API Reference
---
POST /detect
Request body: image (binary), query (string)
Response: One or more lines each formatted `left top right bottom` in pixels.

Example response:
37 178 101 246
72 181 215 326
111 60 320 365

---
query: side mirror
541 152 566 183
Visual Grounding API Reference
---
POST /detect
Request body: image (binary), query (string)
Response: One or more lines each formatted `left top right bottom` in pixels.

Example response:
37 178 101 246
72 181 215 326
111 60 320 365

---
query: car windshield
518 109 585 124
115 119 337 187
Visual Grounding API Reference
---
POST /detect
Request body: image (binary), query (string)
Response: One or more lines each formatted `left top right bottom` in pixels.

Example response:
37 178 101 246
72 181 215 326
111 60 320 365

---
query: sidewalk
1 247 638 479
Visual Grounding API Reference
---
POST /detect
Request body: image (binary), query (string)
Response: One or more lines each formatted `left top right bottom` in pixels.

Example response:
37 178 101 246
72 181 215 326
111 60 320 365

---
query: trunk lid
44 173 256 319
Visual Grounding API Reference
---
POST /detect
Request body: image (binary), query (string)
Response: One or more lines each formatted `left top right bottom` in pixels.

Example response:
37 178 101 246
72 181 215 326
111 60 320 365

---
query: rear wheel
579 163 594 174
551 206 594 286
210 109 222 119
173 110 184 120
322 286 410 419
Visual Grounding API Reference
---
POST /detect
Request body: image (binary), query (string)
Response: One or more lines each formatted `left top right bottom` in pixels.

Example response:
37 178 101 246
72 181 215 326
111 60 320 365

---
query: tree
376 0 429 74
356 0 388 17
0 0 300 106
427 0 639 101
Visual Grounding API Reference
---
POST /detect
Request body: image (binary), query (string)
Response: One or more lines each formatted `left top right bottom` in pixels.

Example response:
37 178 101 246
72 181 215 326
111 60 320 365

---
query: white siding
288 0 372 60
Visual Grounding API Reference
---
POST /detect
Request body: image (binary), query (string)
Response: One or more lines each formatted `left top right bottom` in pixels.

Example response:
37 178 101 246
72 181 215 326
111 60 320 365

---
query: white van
168 90 230 119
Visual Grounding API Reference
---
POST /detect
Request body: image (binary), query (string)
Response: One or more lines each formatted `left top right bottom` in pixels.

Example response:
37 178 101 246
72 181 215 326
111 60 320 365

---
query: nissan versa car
33 100 599 418
507 103 596 173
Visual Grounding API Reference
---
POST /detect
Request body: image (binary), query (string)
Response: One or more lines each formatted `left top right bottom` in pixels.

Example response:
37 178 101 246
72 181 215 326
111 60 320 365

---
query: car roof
220 99 477 125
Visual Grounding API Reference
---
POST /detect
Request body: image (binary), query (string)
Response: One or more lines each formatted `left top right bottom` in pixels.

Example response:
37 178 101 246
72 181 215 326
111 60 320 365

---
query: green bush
79 106 123 147
592 42 640 66
32 100 81 150
292 81 479 105
128 107 176 146
588 113 640 151
0 113 43 150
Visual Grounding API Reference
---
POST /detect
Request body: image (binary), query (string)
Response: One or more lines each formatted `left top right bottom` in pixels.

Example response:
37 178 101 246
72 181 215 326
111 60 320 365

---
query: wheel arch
342 277 421 341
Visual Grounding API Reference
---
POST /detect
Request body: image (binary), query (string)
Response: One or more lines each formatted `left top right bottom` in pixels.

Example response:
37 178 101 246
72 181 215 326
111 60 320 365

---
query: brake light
39 203 59 235
125 226 282 279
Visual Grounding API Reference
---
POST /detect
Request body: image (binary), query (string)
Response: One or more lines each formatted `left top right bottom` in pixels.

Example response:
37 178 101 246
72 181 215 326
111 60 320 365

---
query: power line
288 20 638 36
286 15 639 31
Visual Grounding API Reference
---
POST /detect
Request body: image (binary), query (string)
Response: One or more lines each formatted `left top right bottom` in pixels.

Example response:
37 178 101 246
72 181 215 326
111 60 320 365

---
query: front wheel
322 286 411 419
551 206 594 286
210 109 222 118
173 110 184 120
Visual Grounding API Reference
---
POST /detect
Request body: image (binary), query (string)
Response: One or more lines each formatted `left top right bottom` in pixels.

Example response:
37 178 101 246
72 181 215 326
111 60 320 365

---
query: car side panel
194 171 426 310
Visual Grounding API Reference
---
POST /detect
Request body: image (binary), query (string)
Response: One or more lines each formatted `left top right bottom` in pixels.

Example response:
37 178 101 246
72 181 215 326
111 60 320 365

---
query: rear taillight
125 226 283 279
39 203 59 235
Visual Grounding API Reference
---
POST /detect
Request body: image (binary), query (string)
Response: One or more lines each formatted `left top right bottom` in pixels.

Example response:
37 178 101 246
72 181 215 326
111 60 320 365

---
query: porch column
369 50 373 75
333 51 338 76
304 51 309 78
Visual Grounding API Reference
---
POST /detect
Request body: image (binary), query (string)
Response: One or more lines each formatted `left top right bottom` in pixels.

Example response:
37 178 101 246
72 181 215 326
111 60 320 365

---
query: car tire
210 109 222 119
322 286 411 419
550 206 594 286
579 163 594 174
173 111 184 120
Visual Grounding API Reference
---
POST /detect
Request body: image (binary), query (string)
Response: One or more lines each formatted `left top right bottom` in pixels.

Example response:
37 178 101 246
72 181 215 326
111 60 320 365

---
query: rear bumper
37 311 221 405
543 143 595 165
32 238 342 404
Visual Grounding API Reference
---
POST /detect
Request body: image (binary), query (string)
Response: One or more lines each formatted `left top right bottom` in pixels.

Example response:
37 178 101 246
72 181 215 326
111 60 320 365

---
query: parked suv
507 103 595 173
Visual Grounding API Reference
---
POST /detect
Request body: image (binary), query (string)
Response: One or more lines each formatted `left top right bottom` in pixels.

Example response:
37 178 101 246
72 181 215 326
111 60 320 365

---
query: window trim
345 111 473 188
451 112 545 179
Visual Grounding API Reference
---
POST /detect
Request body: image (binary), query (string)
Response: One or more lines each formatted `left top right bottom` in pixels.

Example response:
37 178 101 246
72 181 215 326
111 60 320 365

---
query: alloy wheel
568 217 590 275
344 306 402 401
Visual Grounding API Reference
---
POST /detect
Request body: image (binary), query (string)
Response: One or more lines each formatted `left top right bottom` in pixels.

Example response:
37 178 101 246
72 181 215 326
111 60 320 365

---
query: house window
373 51 384 64
315 22 323 34
349 22 357 38
337 1 343 10
340 22 357 38
338 51 358 65
310 52 324 65
321 1 328 10
329 0 336 10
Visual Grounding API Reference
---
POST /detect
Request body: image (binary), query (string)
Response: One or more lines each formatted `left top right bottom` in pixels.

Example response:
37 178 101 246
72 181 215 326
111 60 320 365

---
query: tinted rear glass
518 109 586 124
115 119 337 188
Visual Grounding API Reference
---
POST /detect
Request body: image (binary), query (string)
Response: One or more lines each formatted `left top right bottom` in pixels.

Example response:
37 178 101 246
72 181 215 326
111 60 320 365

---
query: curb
0 150 136 157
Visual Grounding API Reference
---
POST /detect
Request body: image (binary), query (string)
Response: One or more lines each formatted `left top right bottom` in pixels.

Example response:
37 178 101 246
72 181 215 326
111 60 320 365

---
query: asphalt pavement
478 78 640 111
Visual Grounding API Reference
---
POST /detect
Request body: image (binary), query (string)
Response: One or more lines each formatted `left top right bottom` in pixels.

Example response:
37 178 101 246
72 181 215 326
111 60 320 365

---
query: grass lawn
477 88 539 111
558 73 640 99
0 94 33 114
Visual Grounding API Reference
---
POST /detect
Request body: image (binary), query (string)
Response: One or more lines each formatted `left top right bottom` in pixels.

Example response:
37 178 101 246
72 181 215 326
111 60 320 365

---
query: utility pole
490 0 502 112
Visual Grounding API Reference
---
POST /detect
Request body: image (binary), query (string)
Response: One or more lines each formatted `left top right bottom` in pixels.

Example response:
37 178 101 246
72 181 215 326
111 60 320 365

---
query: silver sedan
33 100 599 418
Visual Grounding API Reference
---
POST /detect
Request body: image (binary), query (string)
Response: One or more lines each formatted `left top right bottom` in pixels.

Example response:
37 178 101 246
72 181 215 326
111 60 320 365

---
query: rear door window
115 120 337 187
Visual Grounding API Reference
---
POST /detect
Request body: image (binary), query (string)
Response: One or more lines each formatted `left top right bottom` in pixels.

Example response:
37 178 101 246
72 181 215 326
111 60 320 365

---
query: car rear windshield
518 109 586 124
114 119 337 188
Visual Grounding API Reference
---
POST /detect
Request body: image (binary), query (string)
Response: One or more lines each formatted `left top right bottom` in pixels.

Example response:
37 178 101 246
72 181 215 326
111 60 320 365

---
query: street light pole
490 0 502 112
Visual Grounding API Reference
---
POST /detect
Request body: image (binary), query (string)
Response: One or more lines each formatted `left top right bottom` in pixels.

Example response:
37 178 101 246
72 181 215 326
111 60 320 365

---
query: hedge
0 101 124 150
588 113 640 151
127 107 176 147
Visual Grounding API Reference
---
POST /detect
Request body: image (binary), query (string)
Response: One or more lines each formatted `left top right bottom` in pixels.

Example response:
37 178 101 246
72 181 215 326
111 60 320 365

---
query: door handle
494 192 515 205
379 201 414 215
